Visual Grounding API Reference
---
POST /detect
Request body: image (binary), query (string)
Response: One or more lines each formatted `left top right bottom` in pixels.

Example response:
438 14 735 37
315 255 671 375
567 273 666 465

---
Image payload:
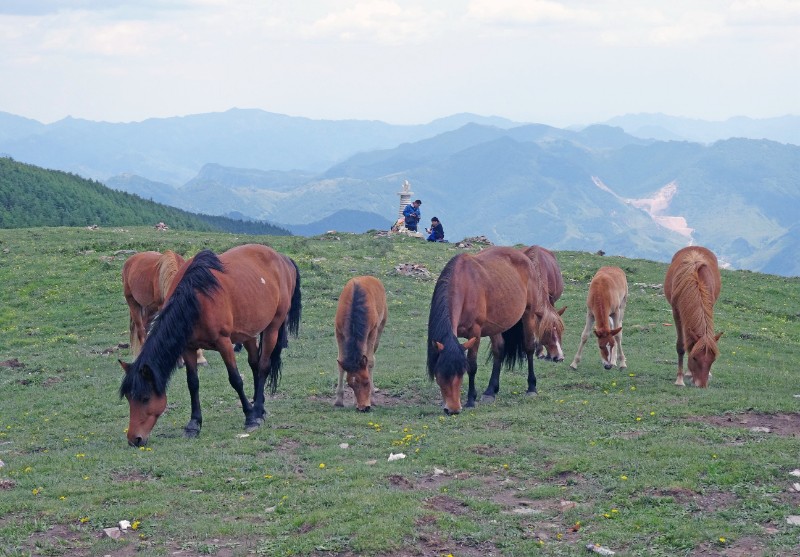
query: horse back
588 266 628 315
523 245 564 304
122 251 163 309
457 247 535 334
335 276 388 333
665 246 721 307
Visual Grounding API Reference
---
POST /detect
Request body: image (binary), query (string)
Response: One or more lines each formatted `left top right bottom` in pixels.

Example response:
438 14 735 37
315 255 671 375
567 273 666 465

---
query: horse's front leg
569 311 594 370
465 343 480 408
482 334 504 402
526 352 538 395
182 349 202 438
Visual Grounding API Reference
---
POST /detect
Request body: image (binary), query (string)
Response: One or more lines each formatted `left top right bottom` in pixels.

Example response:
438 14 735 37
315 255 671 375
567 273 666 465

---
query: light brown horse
119 244 301 446
122 250 207 364
569 266 628 370
664 246 722 387
334 276 388 412
427 246 545 414
521 245 566 361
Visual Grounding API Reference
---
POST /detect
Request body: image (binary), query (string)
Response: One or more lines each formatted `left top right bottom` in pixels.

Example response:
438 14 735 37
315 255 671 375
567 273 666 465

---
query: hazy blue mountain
603 113 800 145
195 125 795 274
0 109 521 186
277 210 393 236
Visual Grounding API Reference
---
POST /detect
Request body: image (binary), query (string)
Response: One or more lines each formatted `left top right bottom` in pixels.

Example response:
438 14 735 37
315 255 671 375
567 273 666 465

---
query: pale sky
1 0 798 127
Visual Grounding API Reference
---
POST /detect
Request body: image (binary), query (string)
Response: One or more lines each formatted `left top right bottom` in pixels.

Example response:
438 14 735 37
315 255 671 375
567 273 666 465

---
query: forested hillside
0 157 289 235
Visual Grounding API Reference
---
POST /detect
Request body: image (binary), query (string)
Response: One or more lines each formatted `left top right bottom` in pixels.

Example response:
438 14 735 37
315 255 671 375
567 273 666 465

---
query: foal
569 266 628 370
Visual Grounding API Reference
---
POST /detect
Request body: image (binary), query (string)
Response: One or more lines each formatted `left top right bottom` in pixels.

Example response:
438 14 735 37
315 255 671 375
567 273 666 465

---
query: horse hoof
526 390 538 397
184 428 200 439
569 363 578 370
334 400 344 407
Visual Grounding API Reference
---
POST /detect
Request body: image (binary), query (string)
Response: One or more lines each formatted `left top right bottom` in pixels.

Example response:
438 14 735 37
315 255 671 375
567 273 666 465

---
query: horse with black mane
119 244 301 446
334 276 388 412
427 246 544 414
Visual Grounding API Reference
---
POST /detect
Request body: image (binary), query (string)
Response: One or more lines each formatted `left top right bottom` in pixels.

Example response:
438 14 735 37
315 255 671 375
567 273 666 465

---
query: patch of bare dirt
0 358 24 368
689 412 800 437
690 536 765 556
425 494 469 515
310 387 424 409
648 487 738 512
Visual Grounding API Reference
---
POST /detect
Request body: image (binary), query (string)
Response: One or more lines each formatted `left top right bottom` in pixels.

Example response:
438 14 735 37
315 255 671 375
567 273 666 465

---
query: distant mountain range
1 109 798 276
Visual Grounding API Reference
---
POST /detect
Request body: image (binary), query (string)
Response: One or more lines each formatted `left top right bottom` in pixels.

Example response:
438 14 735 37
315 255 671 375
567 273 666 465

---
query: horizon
1 1 798 128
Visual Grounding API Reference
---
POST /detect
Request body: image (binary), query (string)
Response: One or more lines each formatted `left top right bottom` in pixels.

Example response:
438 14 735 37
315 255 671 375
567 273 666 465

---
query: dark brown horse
427 246 544 414
334 276 388 412
521 245 566 361
569 266 628 370
119 244 301 446
664 246 722 387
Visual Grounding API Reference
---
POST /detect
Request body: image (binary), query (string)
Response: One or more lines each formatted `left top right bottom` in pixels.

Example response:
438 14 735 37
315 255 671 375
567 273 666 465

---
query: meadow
0 226 798 557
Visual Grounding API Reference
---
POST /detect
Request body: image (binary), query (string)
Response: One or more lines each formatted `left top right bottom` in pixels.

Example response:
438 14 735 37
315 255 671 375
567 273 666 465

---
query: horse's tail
263 323 288 395
287 258 302 337
499 319 526 370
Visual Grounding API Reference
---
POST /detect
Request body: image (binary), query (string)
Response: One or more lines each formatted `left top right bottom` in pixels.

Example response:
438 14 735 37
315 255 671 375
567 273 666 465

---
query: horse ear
610 327 623 336
715 331 724 341
360 354 369 368
557 306 567 316
141 364 154 382
462 337 478 350
118 359 130 373
593 329 602 338
434 341 445 352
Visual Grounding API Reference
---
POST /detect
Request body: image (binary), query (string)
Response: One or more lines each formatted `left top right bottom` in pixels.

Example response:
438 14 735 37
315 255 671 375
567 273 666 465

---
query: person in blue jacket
403 199 422 231
426 217 445 242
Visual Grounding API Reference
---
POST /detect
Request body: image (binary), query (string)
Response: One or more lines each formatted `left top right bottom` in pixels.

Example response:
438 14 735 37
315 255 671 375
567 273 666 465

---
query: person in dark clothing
403 199 422 231
426 217 444 242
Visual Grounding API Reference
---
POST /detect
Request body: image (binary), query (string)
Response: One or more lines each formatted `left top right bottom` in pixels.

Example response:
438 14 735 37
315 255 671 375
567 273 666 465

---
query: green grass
0 226 799 557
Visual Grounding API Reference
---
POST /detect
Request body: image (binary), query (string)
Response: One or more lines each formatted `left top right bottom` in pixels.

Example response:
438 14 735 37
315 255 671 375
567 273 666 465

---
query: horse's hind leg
615 303 627 370
672 309 686 386
216 339 256 427
334 367 346 407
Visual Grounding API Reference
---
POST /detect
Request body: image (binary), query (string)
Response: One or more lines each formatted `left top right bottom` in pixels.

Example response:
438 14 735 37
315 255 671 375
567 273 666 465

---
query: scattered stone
560 500 577 511
103 527 122 539
236 434 250 438
433 467 445 476
394 263 432 279
339 443 349 449
586 543 615 555
456 235 493 248
119 520 131 530
387 452 406 462
790 469 800 477
265 506 277 513
365 459 378 465
792 483 800 492
750 426 771 433
786 516 800 526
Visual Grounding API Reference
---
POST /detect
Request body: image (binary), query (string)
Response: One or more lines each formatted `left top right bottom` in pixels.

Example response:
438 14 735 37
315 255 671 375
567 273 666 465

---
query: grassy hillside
0 157 290 235
0 227 799 557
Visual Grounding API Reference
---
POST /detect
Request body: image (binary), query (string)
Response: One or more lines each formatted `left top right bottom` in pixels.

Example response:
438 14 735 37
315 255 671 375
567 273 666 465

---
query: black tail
287 258 301 337
499 320 526 370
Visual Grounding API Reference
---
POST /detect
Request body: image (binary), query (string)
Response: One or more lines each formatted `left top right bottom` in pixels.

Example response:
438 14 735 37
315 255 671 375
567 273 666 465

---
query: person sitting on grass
426 217 445 242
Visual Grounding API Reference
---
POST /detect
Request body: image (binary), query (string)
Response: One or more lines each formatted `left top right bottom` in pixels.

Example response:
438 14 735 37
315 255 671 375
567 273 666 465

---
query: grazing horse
427 246 544 414
119 244 301 446
521 245 567 361
664 246 722 387
334 276 388 412
122 250 207 365
569 266 628 370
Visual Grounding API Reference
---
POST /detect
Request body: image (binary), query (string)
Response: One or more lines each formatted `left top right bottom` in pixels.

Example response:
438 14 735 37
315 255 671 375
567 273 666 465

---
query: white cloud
304 1 448 44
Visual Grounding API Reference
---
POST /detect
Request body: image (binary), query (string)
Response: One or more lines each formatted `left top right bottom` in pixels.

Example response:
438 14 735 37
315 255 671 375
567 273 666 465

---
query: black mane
120 249 224 401
340 282 369 372
427 254 468 380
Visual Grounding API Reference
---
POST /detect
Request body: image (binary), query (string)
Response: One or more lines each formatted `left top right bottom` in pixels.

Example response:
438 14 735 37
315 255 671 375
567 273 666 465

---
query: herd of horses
118 242 722 446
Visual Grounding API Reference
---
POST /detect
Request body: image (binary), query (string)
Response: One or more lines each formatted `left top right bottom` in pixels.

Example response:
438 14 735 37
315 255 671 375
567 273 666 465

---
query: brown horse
122 250 207 365
427 246 544 414
334 276 388 412
664 246 722 387
520 245 566 361
119 244 301 446
569 266 628 370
